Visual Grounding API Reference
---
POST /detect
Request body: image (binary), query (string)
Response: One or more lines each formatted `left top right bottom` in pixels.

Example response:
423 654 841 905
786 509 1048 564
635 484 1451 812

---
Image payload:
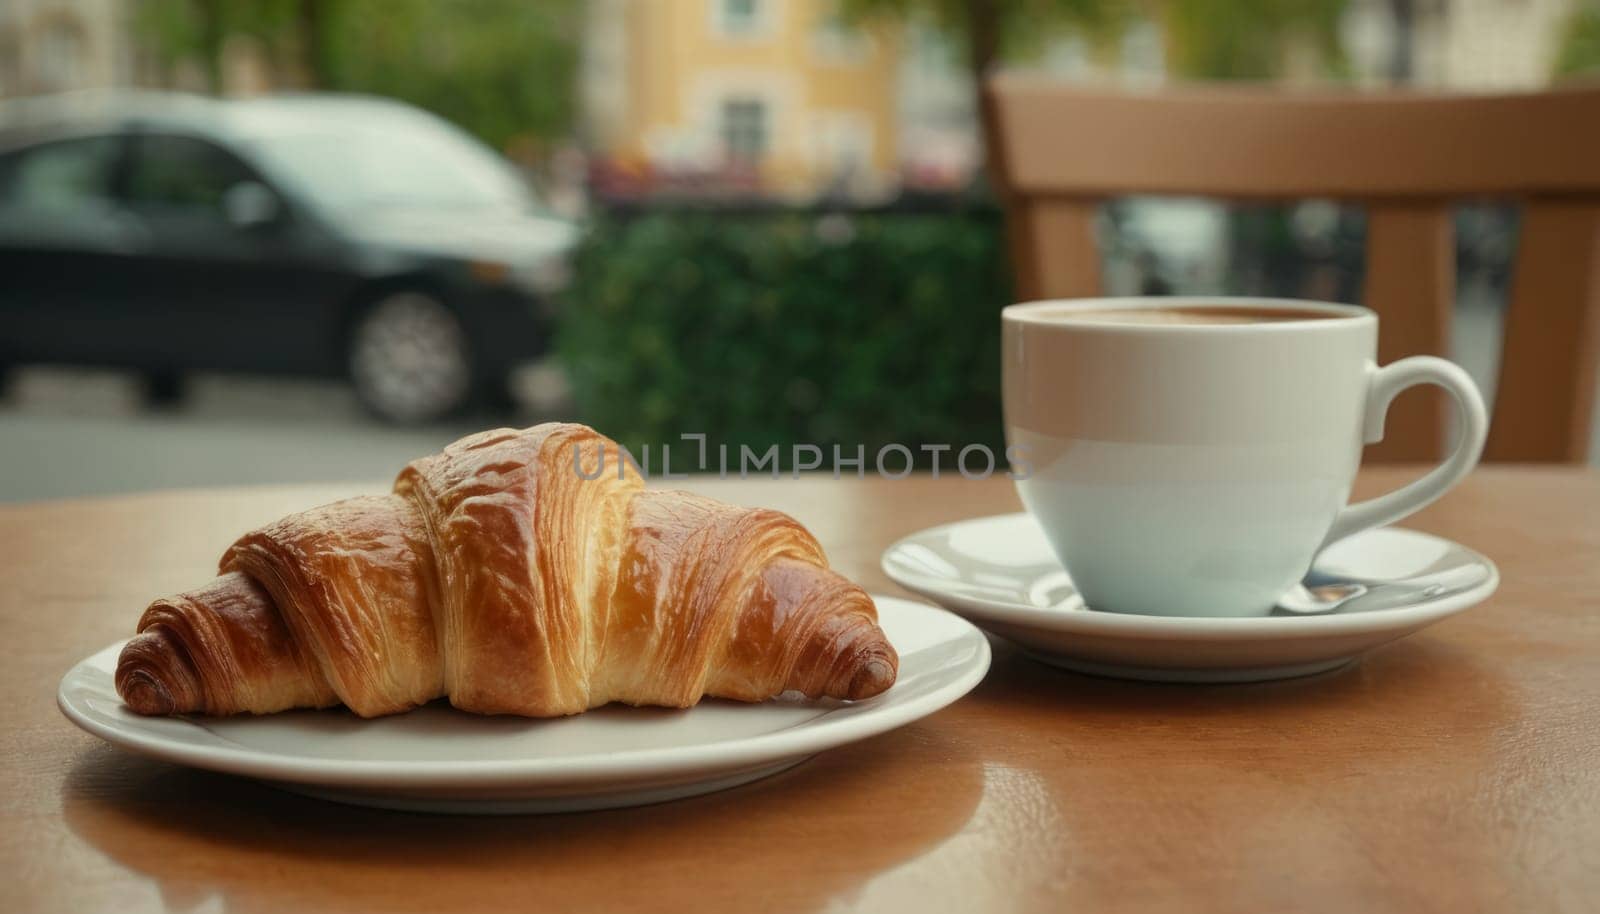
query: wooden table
7 468 1599 913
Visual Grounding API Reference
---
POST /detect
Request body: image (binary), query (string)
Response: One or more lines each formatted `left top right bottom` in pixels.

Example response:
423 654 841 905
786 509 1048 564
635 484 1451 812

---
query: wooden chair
987 77 1600 463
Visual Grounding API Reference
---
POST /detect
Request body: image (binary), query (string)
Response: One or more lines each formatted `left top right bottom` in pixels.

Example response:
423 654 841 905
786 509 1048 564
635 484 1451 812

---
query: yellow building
0 0 137 98
583 0 903 199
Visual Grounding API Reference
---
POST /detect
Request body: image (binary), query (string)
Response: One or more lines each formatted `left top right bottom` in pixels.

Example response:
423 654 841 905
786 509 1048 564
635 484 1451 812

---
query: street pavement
0 364 569 503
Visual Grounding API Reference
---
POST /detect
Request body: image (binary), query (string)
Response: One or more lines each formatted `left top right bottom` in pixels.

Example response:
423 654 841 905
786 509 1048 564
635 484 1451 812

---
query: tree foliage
842 0 1349 79
1160 0 1347 79
842 0 1129 66
1556 2 1600 77
134 0 581 149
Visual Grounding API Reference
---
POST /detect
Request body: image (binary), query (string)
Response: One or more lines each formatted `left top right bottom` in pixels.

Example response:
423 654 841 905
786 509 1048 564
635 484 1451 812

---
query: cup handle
1320 356 1488 549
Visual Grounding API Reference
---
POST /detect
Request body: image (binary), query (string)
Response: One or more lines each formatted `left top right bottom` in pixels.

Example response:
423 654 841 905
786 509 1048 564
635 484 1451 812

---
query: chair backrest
987 77 1600 463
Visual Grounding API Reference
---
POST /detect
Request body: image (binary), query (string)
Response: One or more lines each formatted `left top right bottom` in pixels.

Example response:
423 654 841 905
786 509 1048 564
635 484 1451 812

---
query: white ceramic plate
58 596 989 814
882 514 1497 683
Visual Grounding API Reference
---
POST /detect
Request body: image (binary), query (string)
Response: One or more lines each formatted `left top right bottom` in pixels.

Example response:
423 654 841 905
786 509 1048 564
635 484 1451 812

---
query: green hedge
558 208 1012 471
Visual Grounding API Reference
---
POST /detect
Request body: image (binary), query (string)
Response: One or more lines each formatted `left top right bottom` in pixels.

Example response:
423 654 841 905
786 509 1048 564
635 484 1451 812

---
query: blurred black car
0 91 577 422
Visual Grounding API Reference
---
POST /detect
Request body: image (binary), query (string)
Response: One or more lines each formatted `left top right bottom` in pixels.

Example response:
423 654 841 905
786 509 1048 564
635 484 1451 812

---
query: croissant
115 423 897 718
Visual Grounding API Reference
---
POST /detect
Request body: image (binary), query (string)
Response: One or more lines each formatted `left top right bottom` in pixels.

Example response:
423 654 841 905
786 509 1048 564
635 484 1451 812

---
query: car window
0 135 120 212
124 134 255 217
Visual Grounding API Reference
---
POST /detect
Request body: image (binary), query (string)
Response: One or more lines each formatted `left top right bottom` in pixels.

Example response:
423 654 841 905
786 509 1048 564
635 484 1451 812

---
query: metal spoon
1275 580 1371 615
1276 564 1488 616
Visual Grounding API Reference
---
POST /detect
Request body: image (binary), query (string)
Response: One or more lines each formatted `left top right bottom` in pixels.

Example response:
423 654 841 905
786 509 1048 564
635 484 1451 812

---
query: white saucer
58 596 989 814
882 515 1497 683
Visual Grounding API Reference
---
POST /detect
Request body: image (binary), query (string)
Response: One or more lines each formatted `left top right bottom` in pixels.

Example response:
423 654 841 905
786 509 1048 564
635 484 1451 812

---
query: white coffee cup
1002 297 1487 618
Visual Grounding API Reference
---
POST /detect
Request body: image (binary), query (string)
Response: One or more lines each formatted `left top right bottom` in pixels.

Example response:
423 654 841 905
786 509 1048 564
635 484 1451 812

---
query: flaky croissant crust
115 423 896 718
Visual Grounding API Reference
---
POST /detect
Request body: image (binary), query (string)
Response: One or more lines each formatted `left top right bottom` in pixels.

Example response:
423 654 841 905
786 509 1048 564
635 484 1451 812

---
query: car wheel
348 291 474 424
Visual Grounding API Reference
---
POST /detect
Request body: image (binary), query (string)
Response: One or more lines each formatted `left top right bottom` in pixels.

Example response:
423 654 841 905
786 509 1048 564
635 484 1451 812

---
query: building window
714 0 770 38
719 98 768 164
810 111 873 192
812 13 872 63
34 17 87 92
1119 20 1165 84
0 30 20 97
